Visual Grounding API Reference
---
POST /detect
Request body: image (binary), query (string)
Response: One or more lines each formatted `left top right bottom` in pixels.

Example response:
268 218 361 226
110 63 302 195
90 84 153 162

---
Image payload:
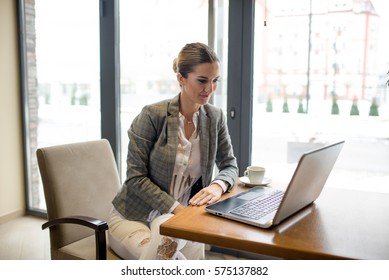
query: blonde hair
173 42 219 78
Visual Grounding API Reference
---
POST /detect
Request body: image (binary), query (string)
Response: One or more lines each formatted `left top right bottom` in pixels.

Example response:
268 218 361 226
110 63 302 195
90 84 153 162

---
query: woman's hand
189 183 223 206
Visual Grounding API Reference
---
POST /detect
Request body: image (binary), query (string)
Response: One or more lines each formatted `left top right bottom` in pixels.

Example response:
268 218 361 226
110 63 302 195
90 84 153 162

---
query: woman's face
178 62 220 106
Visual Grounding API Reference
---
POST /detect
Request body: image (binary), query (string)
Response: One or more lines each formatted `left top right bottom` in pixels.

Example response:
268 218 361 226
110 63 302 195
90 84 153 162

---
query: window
119 0 229 179
252 0 389 193
119 0 207 180
20 0 100 213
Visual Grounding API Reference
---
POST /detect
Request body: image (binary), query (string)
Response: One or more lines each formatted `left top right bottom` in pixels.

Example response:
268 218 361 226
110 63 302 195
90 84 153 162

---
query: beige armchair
36 139 122 260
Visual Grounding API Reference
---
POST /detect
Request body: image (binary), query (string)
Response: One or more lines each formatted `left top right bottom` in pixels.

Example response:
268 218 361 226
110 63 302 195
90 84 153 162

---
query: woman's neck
179 94 200 121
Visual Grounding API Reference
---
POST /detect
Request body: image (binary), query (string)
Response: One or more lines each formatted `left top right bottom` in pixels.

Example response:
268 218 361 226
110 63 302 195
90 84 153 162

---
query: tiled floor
0 215 247 260
0 216 50 260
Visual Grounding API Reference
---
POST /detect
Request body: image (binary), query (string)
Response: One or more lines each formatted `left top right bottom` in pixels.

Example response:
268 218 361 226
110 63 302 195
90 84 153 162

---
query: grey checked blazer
112 94 238 222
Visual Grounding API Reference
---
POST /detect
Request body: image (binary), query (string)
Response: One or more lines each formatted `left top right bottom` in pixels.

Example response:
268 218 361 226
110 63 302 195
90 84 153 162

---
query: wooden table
160 183 389 259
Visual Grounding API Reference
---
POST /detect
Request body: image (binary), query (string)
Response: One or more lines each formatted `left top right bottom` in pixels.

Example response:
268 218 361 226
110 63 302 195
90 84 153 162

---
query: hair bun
172 58 178 73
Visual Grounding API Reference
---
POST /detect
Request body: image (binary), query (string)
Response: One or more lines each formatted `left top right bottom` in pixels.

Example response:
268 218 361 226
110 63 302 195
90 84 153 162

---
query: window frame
227 0 255 174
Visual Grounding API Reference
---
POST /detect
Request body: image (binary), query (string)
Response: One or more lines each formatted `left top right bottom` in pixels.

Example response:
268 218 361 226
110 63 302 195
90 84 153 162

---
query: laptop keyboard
230 190 284 220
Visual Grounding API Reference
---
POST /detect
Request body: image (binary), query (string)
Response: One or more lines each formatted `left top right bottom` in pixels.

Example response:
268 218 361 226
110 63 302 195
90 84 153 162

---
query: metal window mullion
100 0 121 171
227 0 255 175
17 0 34 215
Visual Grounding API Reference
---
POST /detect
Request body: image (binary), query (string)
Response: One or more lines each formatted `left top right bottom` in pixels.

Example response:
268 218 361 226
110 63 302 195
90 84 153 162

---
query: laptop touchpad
239 190 264 200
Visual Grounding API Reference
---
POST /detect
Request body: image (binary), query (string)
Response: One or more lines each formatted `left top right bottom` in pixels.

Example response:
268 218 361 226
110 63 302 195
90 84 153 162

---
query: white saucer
238 176 272 187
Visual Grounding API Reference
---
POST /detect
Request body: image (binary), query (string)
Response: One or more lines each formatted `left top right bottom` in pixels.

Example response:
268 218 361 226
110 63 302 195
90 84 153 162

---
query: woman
109 42 238 260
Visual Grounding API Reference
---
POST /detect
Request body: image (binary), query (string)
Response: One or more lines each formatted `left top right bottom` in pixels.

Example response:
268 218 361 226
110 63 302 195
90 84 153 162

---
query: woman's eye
197 79 208 84
213 79 220 83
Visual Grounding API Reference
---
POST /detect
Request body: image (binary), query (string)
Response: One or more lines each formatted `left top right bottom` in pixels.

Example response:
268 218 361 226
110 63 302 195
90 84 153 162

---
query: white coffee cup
244 166 265 184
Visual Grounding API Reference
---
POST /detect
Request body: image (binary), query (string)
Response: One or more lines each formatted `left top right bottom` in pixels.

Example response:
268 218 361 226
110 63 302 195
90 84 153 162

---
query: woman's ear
177 73 184 87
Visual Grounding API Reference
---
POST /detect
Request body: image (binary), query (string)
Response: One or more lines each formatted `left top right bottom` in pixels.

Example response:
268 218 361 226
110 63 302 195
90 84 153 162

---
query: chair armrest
42 215 108 260
42 215 108 231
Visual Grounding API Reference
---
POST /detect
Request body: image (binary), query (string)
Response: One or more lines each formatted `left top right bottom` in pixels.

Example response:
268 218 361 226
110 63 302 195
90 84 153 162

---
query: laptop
205 141 345 228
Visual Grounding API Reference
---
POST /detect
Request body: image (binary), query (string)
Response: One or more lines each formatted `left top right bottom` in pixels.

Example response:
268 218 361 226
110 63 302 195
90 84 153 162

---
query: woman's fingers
189 183 223 206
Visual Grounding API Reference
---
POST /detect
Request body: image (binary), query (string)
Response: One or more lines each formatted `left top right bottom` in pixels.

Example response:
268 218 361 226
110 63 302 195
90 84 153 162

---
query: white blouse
169 111 202 206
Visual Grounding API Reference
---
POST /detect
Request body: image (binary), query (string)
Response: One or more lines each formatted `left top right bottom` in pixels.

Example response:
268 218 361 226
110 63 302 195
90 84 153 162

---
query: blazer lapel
165 95 180 186
199 106 210 185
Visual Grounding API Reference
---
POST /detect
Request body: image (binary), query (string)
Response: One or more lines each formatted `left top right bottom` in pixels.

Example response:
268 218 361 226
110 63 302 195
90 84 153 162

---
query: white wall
0 0 25 222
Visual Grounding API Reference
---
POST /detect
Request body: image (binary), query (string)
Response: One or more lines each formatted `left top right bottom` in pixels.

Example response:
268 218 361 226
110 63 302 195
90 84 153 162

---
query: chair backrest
36 139 121 251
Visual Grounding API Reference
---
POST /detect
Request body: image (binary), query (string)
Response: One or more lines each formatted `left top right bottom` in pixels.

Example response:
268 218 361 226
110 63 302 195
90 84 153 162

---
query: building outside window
252 0 389 193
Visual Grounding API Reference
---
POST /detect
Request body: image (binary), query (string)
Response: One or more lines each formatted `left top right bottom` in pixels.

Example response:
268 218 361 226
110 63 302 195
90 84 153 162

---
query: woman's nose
205 82 214 93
